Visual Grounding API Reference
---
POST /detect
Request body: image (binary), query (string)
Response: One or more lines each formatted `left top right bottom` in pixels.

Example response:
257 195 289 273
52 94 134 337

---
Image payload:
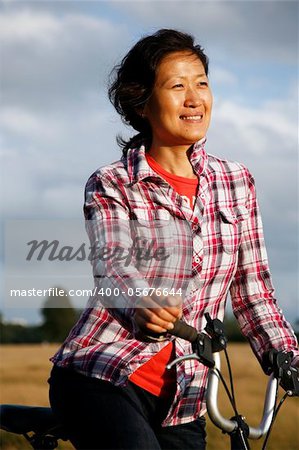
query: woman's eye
199 81 208 87
172 83 184 88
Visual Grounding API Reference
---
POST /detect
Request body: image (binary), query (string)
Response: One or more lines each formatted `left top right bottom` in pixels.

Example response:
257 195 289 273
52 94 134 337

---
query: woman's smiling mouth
179 114 203 122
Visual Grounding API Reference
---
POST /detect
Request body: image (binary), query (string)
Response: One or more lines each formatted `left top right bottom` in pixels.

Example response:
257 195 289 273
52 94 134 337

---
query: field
0 344 298 450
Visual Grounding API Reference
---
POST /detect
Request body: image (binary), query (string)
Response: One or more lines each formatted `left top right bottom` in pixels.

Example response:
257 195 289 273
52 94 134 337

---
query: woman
49 29 298 450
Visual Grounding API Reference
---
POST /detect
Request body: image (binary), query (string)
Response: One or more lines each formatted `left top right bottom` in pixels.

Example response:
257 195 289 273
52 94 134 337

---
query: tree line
0 287 79 344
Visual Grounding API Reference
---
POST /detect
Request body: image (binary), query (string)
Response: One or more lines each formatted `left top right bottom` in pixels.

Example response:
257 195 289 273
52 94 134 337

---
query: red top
145 154 198 209
129 154 199 397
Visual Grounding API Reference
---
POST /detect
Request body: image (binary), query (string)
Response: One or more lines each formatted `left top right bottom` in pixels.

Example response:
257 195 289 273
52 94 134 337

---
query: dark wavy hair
108 29 209 156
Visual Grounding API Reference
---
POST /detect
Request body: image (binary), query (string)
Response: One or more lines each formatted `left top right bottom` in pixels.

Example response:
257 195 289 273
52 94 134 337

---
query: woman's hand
134 294 182 336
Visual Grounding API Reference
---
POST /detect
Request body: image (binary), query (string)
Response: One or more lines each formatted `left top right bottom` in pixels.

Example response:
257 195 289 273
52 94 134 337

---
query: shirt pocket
130 208 174 259
131 208 172 248
130 208 192 293
219 205 249 254
132 208 171 227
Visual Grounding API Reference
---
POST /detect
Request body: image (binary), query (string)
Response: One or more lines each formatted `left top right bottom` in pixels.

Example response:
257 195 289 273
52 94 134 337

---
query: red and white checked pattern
51 140 298 427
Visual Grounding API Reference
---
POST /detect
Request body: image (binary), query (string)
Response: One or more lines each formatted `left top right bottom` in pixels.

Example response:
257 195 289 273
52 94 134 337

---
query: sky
0 0 298 325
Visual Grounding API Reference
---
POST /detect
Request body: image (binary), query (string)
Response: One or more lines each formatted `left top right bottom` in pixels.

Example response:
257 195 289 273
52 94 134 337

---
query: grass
0 343 298 450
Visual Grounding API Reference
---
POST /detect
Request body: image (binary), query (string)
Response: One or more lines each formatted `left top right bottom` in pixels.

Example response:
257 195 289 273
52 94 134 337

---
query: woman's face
143 51 213 151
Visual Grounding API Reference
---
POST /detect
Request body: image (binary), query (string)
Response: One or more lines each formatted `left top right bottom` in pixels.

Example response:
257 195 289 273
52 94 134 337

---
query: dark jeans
49 365 206 450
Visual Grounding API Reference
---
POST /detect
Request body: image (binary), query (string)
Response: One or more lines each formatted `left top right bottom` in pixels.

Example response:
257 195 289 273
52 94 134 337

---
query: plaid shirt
51 139 298 427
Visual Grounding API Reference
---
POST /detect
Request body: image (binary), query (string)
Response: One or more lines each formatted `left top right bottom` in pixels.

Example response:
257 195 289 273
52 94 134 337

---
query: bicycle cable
216 350 251 450
224 347 238 412
215 368 251 450
215 368 239 418
261 387 289 450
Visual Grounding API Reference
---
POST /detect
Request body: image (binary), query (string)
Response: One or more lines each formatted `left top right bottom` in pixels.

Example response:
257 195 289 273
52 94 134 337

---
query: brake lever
191 332 215 368
280 365 299 396
167 314 227 370
166 353 201 370
204 312 227 352
166 332 216 370
262 349 299 396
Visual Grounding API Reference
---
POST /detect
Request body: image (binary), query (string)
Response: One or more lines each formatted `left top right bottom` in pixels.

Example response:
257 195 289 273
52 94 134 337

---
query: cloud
109 1 298 64
210 66 238 86
207 93 298 277
0 106 68 142
0 7 131 111
0 102 124 219
0 8 61 44
212 97 297 151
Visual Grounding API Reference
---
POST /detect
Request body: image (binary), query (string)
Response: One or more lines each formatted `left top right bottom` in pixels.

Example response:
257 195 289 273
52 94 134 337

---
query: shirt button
194 256 201 263
192 223 199 231
200 193 205 199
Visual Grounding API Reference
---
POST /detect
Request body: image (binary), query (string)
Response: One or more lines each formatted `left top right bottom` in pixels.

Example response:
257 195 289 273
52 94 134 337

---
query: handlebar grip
169 320 198 342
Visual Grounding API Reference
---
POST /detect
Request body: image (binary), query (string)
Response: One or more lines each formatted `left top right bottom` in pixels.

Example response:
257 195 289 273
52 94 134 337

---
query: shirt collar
124 137 208 185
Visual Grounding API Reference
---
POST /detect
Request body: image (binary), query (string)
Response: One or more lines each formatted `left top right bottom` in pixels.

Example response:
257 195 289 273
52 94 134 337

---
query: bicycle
1 314 298 450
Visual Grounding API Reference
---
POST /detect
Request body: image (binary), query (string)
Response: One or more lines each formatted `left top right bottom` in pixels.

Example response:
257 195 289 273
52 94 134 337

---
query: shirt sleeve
84 171 150 336
229 170 298 366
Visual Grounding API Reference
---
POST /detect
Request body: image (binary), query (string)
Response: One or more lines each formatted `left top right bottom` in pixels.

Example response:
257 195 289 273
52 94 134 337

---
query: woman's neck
147 145 197 179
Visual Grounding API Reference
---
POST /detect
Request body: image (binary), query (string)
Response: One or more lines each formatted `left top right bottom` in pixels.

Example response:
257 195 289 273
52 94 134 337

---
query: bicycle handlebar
207 352 278 439
166 318 298 439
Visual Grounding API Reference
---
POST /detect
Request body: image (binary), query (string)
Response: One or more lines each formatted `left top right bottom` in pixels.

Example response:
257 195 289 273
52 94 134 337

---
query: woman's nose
184 87 202 108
